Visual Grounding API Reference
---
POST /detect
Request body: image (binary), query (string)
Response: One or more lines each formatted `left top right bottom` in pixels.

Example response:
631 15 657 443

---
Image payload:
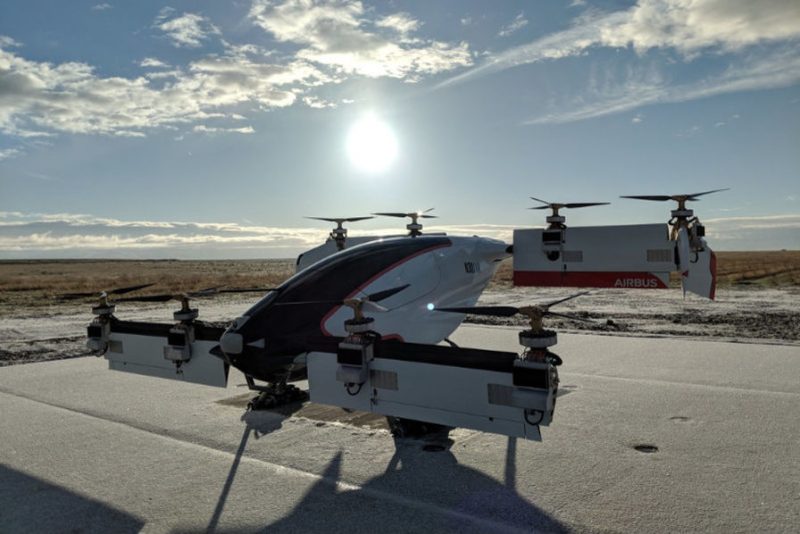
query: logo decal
614 278 659 288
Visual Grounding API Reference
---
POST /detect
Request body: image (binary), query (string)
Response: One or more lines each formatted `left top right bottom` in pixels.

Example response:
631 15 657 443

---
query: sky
0 0 798 259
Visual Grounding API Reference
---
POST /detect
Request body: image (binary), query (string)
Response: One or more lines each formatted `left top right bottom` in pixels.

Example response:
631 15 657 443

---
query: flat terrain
2 252 799 367
1 326 798 533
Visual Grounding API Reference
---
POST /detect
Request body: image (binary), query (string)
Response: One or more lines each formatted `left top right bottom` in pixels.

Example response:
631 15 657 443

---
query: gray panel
647 249 673 262
370 369 399 390
563 250 583 262
487 383 514 406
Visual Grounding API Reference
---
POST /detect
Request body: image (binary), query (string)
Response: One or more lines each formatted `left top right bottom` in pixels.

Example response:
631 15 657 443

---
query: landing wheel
247 384 308 411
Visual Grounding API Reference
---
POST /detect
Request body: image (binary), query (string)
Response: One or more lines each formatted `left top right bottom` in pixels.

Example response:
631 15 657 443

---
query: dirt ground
1 252 799 366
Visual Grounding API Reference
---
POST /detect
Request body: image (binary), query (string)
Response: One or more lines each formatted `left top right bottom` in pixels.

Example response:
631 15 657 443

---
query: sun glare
346 115 398 173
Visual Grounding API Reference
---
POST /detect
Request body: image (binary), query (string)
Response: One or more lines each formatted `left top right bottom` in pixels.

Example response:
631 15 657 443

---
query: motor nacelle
163 324 194 364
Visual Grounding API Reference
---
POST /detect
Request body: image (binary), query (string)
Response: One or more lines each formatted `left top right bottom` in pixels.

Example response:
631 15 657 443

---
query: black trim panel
109 319 226 342
376 340 517 373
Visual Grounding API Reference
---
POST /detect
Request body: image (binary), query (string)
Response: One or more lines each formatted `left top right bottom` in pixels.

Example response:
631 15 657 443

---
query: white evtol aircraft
81 192 722 440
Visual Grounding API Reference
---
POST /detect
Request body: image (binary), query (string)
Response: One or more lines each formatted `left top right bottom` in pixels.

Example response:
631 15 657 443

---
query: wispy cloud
524 49 800 124
193 125 255 134
498 12 528 38
0 147 23 161
439 0 800 93
91 3 112 11
155 10 219 48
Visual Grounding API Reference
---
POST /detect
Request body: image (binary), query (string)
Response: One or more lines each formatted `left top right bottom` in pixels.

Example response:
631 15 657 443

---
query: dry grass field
1 251 798 366
1 251 798 313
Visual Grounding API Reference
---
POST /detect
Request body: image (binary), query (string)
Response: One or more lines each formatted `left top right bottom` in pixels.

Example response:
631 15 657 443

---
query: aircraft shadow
204 425 570 534
0 465 144 533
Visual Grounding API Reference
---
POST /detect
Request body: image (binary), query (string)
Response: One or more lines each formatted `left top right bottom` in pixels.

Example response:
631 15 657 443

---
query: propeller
274 284 410 319
306 216 374 250
620 189 728 210
434 291 592 333
529 197 609 215
305 216 374 227
115 286 280 303
372 209 437 236
58 283 154 301
372 208 437 220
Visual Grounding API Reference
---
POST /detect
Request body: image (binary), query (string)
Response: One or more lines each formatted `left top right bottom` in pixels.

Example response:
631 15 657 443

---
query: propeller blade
529 196 551 205
59 283 155 300
366 284 409 302
434 306 521 317
562 202 610 209
116 294 175 303
542 291 590 309
275 284 410 309
544 310 595 323
620 195 673 201
362 301 389 313
372 212 410 218
109 283 155 295
419 215 438 219
422 207 435 213
527 206 550 210
216 287 280 294
305 216 374 223
686 188 729 200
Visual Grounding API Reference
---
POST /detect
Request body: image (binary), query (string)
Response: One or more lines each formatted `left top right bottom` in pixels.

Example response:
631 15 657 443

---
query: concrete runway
1 325 798 533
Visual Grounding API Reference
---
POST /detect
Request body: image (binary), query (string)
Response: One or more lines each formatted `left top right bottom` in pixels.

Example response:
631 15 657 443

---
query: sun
346 115 398 173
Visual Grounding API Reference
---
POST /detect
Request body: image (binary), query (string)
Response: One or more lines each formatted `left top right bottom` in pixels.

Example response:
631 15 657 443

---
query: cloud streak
443 0 800 87
0 212 796 258
525 49 800 124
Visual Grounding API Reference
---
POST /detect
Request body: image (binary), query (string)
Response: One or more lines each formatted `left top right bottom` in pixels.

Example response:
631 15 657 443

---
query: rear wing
91 319 229 387
513 223 716 299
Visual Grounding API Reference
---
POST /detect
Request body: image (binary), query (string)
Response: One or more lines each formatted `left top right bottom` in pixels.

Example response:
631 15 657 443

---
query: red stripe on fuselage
513 271 669 289
320 241 452 337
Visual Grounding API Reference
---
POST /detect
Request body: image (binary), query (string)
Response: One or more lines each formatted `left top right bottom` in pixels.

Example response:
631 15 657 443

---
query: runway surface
1 325 798 533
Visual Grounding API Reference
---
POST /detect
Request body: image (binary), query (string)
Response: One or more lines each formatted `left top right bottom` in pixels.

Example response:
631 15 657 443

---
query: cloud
193 125 255 134
248 0 472 79
155 11 220 48
0 212 325 258
0 147 22 160
1 212 796 258
498 12 528 38
139 57 169 68
524 48 800 124
0 39 331 138
702 214 800 249
91 3 112 11
441 0 800 87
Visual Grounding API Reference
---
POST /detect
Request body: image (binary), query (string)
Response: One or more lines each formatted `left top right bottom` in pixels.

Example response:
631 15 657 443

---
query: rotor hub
519 329 558 349
344 317 375 334
92 304 116 316
671 208 694 219
545 215 566 225
174 308 199 322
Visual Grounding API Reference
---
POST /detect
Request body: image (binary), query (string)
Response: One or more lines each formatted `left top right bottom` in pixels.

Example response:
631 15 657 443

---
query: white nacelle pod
513 224 674 289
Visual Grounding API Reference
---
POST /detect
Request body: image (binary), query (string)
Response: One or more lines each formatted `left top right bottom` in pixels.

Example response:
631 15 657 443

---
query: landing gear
245 376 308 411
386 417 452 439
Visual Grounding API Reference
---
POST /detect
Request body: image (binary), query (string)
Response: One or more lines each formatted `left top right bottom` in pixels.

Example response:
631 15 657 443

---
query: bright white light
426 303 435 311
346 115 398 173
